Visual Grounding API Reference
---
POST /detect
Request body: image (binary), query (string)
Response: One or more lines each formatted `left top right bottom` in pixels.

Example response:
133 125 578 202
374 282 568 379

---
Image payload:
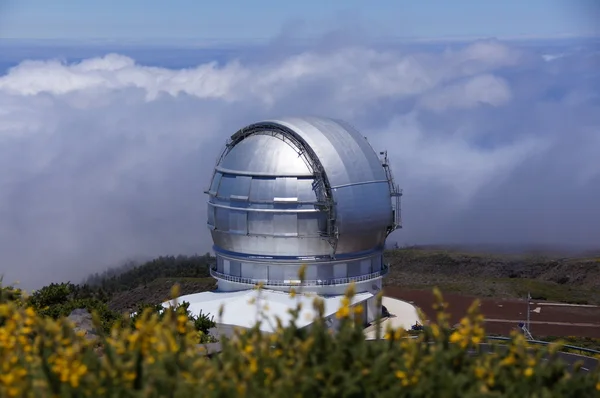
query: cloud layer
1 38 599 289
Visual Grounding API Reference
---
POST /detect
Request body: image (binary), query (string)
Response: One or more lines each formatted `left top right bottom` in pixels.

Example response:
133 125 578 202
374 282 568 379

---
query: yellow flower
524 367 534 377
336 306 350 319
0 373 15 385
0 304 9 317
249 358 258 373
177 314 188 323
127 333 139 345
298 264 307 280
500 355 516 367
474 367 485 379
395 370 407 380
170 283 181 299
449 331 462 343
394 328 405 340
345 282 356 297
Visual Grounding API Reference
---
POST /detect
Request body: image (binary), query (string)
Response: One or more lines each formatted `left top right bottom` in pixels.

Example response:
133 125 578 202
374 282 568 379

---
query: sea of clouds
0 37 599 289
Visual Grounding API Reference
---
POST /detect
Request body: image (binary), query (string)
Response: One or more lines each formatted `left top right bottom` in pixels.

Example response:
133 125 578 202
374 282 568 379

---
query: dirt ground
384 287 600 338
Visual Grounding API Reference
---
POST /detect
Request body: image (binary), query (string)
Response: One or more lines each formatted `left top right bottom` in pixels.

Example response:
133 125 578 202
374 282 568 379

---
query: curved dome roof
219 133 313 177
220 117 388 184
207 116 397 258
264 117 389 186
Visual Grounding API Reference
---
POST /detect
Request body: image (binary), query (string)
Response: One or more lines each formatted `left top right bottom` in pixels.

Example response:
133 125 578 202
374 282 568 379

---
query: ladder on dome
311 167 338 259
380 151 403 236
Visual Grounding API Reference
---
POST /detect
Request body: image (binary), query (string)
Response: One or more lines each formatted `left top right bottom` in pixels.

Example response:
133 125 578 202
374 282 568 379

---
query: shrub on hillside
24 282 121 333
0 283 25 306
0 279 216 339
129 300 216 342
0 282 599 397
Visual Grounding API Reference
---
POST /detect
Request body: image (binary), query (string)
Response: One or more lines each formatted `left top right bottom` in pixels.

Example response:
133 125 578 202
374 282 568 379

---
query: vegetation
82 254 214 300
384 247 600 305
3 254 219 350
4 246 599 347
7 254 217 330
1 280 598 397
26 282 121 333
0 271 216 341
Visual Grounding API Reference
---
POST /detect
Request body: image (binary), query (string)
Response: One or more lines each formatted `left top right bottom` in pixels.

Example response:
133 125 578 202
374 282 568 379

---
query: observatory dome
206 116 401 295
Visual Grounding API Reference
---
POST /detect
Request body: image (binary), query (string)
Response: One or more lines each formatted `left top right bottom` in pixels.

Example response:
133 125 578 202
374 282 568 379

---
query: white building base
363 297 421 340
163 288 377 335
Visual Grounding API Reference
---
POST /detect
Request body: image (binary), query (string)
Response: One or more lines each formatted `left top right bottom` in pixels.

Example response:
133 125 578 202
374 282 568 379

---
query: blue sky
0 0 598 41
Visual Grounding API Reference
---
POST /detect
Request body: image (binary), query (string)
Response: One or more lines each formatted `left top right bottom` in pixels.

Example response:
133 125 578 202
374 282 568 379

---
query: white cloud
418 74 512 112
0 38 599 289
0 40 522 103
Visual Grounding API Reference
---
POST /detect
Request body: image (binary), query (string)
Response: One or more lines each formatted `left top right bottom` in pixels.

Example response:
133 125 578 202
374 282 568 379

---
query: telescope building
167 116 402 333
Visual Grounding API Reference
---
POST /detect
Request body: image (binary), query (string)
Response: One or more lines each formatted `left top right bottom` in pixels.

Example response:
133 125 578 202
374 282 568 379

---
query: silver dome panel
218 134 313 177
205 116 402 291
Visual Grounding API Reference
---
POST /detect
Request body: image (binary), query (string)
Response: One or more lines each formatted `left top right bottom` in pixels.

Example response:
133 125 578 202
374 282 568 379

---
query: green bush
0 284 25 305
1 279 215 338
129 300 216 342
0 281 599 397
24 282 121 333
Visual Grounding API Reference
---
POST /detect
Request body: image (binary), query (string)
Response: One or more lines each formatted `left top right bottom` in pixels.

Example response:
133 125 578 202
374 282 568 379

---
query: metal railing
485 336 600 356
210 263 389 287
198 335 600 361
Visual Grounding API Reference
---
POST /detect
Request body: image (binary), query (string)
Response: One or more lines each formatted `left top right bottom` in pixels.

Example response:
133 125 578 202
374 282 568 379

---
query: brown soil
384 287 600 338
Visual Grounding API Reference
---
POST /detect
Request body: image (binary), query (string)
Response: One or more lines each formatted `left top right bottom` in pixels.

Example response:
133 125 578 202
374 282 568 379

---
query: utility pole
527 291 531 334
520 291 533 340
519 292 534 340
527 292 531 333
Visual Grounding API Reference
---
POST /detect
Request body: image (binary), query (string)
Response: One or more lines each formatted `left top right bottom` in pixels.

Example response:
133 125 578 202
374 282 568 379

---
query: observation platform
210 263 389 289
163 288 374 334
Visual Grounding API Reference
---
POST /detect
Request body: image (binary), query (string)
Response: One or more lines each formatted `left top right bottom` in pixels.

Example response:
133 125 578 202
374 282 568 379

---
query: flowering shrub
0 279 216 339
0 281 599 397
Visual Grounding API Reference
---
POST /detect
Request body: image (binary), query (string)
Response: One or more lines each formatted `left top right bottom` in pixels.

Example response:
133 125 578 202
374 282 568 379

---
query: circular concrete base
364 296 421 339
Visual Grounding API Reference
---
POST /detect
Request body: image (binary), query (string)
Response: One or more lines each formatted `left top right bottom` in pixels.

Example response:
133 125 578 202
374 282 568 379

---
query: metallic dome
205 116 401 294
